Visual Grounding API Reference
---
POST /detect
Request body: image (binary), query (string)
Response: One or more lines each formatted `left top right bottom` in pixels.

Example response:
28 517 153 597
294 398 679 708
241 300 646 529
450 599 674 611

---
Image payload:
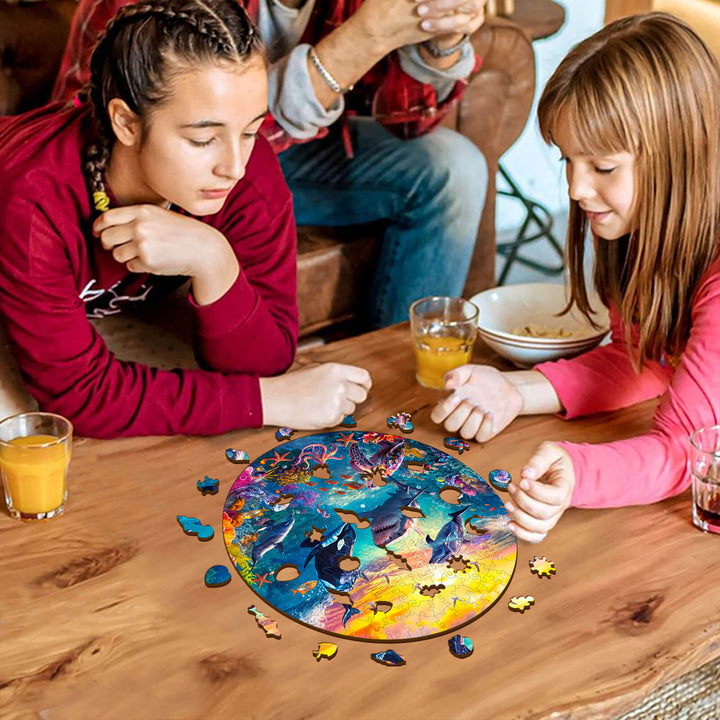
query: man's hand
416 0 486 48
506 442 575 543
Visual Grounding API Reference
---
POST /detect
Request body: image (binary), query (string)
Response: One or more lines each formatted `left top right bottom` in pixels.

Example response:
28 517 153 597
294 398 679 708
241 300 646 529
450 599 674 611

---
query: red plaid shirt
52 0 481 152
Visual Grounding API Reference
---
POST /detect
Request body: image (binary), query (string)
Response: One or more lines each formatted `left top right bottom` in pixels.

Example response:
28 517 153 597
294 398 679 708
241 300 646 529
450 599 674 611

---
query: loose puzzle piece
177 515 214 541
387 412 414 434
197 476 219 495
248 605 281 639
204 565 231 587
508 595 535 613
225 448 249 464
448 635 474 659
275 427 295 441
488 469 512 491
340 415 357 428
313 643 338 662
529 556 556 579
371 650 406 667
444 437 470 455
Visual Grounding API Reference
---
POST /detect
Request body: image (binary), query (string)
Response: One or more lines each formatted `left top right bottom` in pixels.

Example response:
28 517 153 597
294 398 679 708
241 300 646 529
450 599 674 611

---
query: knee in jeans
416 130 488 207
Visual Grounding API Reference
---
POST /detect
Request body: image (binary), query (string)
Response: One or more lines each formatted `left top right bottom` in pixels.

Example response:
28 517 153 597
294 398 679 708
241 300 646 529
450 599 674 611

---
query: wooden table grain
1 324 718 720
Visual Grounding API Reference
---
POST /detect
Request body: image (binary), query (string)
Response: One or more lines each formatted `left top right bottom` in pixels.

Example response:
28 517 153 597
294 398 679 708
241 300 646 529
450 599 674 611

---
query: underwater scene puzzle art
222 431 517 641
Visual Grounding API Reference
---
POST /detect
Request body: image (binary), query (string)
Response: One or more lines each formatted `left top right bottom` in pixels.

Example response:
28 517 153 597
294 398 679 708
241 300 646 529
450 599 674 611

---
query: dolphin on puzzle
304 523 367 626
366 479 426 548
426 506 470 563
251 512 295 565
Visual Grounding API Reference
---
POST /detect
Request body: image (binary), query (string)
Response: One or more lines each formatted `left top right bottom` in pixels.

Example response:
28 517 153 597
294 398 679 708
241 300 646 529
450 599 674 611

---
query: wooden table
2 324 719 720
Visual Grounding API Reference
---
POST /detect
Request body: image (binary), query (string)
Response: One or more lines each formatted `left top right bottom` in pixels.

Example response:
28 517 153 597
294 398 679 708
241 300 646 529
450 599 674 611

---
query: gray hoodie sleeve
268 44 345 140
397 42 475 103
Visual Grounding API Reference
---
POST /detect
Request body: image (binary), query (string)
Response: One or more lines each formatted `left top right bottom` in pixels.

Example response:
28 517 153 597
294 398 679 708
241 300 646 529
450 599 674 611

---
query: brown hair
538 12 720 369
84 0 263 209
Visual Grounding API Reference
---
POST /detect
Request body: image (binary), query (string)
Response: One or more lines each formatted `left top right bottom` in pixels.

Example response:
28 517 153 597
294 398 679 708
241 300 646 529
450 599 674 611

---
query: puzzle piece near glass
387 412 414 434
222 431 516 641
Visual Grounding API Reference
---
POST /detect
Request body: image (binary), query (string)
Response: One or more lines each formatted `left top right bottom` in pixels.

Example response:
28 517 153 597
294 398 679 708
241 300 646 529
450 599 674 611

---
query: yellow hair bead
93 191 110 212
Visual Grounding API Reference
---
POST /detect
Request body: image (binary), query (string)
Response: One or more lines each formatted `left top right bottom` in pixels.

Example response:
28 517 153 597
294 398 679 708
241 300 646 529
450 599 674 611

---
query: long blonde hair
538 12 720 369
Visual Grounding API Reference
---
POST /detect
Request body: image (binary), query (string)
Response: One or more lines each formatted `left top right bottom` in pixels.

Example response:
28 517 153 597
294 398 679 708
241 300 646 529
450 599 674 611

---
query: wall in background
496 0 605 232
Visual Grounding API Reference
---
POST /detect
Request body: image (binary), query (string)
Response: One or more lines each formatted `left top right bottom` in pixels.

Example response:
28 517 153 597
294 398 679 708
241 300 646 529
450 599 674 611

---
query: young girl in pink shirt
0 0 370 437
432 12 720 542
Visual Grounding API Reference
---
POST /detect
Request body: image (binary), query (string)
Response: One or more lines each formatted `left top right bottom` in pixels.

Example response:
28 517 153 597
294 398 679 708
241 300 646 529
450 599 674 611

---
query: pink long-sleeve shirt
0 104 298 438
535 255 720 508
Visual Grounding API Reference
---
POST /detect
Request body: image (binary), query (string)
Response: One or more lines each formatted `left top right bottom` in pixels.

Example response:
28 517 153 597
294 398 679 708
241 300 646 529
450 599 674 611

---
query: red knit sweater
0 104 299 437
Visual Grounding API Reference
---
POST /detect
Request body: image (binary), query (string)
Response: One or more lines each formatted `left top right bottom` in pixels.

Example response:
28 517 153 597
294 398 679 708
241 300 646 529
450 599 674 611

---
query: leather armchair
0 1 535 335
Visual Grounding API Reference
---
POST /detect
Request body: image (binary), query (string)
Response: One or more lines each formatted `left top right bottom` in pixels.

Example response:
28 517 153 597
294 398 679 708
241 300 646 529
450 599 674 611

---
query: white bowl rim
470 284 609 345
477 326 609 349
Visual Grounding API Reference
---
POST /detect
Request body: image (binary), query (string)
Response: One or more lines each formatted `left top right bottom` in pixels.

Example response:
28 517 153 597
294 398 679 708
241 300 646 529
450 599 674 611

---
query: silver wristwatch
421 33 471 58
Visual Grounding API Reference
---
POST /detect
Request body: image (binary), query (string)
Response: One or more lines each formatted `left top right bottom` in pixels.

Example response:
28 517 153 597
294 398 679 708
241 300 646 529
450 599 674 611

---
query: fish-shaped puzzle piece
204 565 231 587
177 515 214 541
275 427 295 441
371 649 406 667
443 437 470 455
248 605 282 639
225 448 249 464
508 595 535 613
313 643 338 661
529 556 556 578
197 476 219 495
448 635 474 658
488 468 512 491
340 415 357 428
387 412 414 434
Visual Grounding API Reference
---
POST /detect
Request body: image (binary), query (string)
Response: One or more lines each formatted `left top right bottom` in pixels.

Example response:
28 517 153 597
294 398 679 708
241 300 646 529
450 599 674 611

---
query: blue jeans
278 117 488 327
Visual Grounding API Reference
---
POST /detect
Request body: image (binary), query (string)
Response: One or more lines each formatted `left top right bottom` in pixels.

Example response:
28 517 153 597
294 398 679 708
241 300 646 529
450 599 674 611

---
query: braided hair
84 0 263 212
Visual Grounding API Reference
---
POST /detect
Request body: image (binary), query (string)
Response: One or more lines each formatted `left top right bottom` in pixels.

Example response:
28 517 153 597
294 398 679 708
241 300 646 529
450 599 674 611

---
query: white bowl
469 283 610 368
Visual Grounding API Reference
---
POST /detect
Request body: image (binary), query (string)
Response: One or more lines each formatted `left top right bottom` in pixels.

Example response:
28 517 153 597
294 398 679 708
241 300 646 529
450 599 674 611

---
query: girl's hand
260 363 372 430
506 442 575 543
94 204 235 278
430 364 523 442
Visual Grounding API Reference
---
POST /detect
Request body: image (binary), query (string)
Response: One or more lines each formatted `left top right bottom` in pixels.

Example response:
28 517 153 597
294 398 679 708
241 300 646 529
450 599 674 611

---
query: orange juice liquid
0 434 70 515
414 335 473 389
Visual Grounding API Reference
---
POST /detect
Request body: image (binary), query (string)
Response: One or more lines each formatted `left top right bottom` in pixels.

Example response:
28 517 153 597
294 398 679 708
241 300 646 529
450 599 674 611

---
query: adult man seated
52 0 488 327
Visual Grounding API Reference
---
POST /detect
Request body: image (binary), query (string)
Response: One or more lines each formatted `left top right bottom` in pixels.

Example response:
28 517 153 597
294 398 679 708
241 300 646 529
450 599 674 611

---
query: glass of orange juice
410 296 479 389
0 412 73 521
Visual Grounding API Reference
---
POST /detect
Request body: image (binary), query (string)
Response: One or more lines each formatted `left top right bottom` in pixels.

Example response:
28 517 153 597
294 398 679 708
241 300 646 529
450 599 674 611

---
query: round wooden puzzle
222 431 517 641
